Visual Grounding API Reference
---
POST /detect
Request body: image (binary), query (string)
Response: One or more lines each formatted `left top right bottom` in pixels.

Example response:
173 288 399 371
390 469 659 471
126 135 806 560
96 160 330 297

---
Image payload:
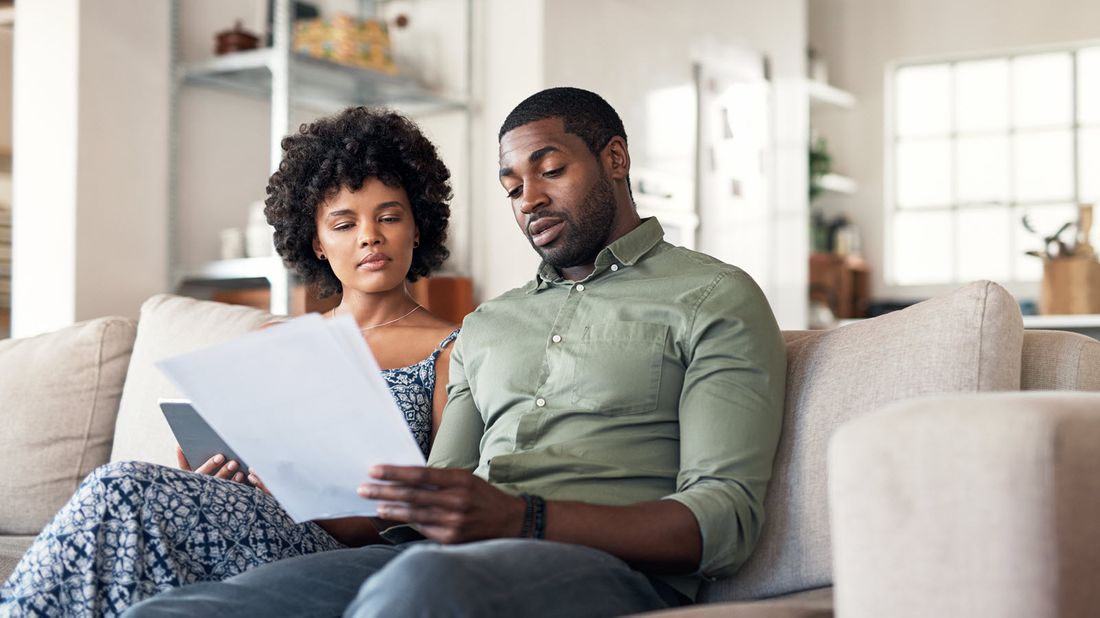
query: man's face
498 118 617 269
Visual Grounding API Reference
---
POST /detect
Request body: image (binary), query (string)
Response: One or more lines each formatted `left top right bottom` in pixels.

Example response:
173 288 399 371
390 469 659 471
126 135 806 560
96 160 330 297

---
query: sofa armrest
828 392 1100 618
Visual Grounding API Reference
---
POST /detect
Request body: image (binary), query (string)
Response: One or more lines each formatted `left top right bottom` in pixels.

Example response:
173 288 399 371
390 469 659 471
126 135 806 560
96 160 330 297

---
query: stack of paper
158 314 426 522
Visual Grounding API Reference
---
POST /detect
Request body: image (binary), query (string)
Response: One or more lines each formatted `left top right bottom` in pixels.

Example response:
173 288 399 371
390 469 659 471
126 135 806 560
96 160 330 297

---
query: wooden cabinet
211 275 476 325
809 252 869 319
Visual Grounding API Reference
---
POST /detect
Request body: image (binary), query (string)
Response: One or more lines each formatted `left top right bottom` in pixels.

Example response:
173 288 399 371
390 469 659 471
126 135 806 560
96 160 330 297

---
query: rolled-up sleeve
427 331 484 471
663 270 786 578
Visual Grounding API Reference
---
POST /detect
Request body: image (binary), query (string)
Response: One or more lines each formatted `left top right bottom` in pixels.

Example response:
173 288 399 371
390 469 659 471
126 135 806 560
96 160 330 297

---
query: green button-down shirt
428 218 786 599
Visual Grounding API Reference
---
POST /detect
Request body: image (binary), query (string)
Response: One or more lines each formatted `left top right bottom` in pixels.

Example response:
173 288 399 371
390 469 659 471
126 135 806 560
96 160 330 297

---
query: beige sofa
2 281 1098 617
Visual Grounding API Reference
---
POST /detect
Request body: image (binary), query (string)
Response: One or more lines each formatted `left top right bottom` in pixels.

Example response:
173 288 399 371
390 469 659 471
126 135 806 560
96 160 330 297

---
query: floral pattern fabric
382 328 458 457
0 328 459 617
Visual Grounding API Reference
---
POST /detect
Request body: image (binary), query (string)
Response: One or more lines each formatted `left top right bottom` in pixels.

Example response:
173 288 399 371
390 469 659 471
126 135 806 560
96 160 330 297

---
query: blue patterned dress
0 329 459 618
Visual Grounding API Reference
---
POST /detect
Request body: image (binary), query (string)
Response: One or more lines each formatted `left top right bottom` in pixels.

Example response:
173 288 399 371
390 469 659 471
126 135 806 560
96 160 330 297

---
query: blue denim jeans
121 539 684 618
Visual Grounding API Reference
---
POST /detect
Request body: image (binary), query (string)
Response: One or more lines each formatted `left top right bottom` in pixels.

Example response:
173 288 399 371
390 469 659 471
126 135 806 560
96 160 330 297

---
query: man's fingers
358 484 471 511
368 465 464 488
375 504 459 527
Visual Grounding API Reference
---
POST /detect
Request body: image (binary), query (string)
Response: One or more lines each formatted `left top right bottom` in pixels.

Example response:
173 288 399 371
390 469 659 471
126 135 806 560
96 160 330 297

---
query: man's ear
602 136 630 182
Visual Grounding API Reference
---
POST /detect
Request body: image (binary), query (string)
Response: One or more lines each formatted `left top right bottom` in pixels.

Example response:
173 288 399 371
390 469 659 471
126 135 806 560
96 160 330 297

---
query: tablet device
158 398 249 471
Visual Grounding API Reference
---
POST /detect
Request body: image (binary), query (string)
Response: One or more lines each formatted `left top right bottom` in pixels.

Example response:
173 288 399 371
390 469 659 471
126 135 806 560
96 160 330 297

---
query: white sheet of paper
157 314 426 522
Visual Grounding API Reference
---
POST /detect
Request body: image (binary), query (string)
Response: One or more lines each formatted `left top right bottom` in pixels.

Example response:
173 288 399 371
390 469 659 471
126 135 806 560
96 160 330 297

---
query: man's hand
359 466 526 544
176 446 246 483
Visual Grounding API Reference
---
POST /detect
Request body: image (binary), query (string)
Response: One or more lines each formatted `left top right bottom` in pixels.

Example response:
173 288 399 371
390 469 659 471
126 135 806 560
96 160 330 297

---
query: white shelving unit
168 0 473 315
807 79 855 109
817 172 857 195
808 78 858 200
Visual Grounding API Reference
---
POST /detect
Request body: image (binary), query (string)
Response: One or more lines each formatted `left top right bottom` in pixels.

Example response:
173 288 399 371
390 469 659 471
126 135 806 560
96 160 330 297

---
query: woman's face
313 179 419 295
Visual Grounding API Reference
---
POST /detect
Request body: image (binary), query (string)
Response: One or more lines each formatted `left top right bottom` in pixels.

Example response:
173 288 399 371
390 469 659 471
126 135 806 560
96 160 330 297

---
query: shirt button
610 264 619 272
576 284 585 292
535 398 546 407
551 334 562 343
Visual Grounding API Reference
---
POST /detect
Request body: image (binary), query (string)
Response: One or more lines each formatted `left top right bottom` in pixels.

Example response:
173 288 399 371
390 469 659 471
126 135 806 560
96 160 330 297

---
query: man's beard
528 173 617 269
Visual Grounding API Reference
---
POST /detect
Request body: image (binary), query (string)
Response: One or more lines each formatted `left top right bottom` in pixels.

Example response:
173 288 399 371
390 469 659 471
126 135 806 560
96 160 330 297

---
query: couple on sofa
0 87 787 617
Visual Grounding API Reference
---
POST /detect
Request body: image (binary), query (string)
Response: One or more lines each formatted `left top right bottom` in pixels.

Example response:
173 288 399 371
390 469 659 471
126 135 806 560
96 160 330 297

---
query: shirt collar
529 217 665 293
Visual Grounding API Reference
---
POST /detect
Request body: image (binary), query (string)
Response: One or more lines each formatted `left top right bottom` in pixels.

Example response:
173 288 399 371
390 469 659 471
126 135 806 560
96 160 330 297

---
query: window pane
1012 53 1072 128
955 59 1009 132
957 207 1011 281
1014 203 1077 280
1013 130 1073 202
893 210 953 285
1078 47 1100 125
897 139 952 208
896 64 951 137
1080 128 1100 202
957 135 1010 204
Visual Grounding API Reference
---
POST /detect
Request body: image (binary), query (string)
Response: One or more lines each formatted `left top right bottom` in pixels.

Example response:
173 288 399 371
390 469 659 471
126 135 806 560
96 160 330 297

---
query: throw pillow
110 294 271 466
0 317 136 534
702 280 1024 602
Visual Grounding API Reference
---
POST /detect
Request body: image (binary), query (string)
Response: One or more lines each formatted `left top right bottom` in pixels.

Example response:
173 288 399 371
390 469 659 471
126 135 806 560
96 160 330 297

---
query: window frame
884 40 1100 290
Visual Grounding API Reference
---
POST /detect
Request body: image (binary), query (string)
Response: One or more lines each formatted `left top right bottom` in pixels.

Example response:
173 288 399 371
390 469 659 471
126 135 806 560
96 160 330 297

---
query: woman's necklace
331 304 423 333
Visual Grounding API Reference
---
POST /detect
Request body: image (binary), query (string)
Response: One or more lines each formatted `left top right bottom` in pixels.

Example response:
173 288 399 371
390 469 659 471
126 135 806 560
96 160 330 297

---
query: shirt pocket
570 321 669 415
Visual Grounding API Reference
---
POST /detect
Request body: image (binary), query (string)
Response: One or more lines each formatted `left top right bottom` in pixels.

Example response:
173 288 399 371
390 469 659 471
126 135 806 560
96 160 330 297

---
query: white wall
75 2 170 323
0 28 11 153
466 0 545 302
12 1 170 336
809 0 1100 302
11 1 78 334
541 0 808 328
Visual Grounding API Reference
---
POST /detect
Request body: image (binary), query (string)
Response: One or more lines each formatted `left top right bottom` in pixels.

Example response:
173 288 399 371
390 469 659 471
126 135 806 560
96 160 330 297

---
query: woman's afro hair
264 107 452 298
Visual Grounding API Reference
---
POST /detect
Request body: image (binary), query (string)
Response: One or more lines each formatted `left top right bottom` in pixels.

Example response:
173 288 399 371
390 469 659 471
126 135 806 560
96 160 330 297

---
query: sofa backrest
701 280 1025 603
110 294 271 466
1021 330 1100 391
0 317 136 535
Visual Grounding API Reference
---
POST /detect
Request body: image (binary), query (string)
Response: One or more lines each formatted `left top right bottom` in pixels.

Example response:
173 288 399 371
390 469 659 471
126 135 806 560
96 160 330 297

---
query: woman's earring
318 253 326 260
413 241 420 249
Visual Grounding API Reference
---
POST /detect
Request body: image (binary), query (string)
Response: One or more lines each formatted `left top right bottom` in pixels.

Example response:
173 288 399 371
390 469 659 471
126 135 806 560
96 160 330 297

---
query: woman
0 107 459 617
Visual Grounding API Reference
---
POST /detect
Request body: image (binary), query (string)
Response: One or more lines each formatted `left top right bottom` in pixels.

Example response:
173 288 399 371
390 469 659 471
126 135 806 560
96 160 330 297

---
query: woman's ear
602 136 631 182
312 236 325 260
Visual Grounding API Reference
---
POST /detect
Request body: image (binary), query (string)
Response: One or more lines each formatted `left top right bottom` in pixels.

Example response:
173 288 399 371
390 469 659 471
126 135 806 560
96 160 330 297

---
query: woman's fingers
193 453 226 475
176 446 192 471
214 459 239 479
248 472 271 494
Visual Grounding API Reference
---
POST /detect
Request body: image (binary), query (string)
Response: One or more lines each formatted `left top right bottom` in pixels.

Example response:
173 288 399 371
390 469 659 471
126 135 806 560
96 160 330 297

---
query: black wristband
518 493 535 538
530 494 546 540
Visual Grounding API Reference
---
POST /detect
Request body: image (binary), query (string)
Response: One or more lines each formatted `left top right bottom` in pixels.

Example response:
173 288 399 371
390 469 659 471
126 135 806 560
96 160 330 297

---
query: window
888 45 1100 286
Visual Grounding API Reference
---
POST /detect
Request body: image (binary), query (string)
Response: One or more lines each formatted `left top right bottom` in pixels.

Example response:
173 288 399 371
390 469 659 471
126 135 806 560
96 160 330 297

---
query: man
126 87 786 617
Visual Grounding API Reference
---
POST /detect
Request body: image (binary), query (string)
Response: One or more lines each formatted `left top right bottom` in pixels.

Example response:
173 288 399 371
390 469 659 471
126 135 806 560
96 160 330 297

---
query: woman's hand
358 466 526 544
176 446 247 483
247 470 272 495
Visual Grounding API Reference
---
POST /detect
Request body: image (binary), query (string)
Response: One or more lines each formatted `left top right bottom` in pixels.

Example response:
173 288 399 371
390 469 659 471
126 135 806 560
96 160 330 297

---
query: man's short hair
498 87 628 156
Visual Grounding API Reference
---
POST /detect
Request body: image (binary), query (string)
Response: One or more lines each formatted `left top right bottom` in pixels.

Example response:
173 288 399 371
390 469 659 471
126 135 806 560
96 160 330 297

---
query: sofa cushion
0 535 37 583
0 317 137 534
829 393 1100 618
110 294 271 467
639 587 832 617
1021 330 1100 391
702 281 1023 602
